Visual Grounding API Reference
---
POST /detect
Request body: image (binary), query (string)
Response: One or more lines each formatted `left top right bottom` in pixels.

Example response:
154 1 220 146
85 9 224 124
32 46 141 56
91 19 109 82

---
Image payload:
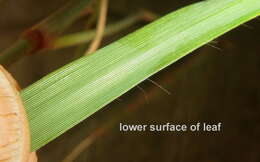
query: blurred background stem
85 0 108 55
53 11 158 54
54 14 140 50
0 0 93 66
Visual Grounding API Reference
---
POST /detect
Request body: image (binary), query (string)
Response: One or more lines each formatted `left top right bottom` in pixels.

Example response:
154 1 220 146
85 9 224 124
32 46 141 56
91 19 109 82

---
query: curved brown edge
0 65 37 162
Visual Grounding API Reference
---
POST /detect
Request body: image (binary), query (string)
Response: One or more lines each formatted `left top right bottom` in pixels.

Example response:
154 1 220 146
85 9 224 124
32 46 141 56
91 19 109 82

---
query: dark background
0 0 259 161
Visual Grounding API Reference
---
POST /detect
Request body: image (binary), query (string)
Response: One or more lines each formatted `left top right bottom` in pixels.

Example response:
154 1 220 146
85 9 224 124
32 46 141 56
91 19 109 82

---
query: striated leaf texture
21 0 260 151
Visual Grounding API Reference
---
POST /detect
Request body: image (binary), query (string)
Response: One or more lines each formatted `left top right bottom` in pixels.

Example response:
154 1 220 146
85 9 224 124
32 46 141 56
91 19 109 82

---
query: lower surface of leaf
21 0 260 151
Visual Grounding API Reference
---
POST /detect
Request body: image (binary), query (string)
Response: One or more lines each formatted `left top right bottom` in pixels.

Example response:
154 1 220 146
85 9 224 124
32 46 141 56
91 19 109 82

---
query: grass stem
86 0 109 55
53 12 153 50
0 0 93 66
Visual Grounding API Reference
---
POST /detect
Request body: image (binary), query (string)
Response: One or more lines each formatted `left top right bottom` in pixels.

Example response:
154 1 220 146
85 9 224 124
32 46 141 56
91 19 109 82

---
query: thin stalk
73 1 100 59
86 0 109 55
0 0 92 66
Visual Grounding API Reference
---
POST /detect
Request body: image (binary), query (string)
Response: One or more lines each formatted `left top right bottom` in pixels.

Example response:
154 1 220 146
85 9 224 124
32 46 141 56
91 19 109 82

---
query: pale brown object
0 65 37 162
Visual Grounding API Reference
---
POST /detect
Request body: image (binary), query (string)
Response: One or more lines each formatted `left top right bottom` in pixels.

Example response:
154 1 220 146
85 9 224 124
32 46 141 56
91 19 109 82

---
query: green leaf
21 0 260 151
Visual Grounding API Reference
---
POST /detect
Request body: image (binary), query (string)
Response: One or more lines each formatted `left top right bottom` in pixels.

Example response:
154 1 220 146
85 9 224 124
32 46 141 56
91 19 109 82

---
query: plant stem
53 13 142 49
0 40 32 66
86 0 109 55
73 1 100 59
0 0 92 66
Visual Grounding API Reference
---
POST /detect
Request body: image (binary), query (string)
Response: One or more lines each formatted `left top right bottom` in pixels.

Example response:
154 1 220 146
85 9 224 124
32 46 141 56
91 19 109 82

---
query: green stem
0 0 92 66
0 40 32 66
53 13 141 49
34 0 92 34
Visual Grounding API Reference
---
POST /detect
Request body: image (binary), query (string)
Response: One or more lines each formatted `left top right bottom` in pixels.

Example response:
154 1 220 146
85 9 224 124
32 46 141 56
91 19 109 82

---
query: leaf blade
21 0 260 151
